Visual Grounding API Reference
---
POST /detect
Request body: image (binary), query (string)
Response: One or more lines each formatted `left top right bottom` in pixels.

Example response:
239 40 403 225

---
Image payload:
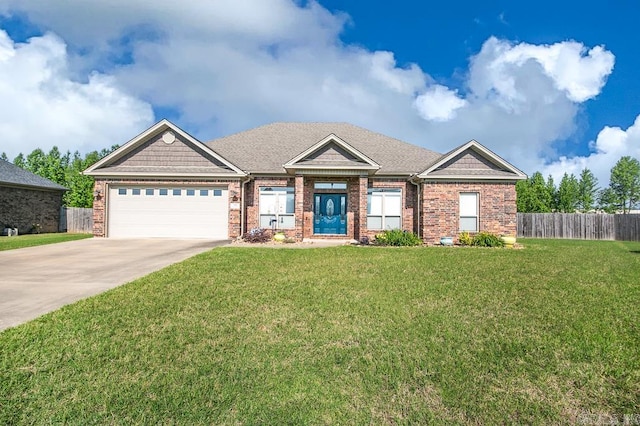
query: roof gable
418 140 526 180
0 159 67 191
284 134 380 174
84 120 245 178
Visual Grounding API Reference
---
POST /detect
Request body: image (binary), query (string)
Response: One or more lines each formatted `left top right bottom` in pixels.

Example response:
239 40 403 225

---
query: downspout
240 175 254 237
410 175 421 238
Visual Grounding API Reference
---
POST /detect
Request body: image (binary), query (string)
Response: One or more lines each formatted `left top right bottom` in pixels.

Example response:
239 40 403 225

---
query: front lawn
0 233 92 251
1 239 639 424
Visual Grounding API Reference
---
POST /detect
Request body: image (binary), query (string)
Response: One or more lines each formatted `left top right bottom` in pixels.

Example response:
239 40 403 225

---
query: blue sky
0 0 638 187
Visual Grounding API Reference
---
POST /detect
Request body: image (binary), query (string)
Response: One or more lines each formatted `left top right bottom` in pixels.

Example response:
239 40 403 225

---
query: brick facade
92 178 242 238
421 181 517 245
93 176 517 243
0 186 64 234
244 175 416 242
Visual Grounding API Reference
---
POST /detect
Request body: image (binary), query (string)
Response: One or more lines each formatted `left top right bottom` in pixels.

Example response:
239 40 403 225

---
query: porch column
357 174 368 241
295 174 304 241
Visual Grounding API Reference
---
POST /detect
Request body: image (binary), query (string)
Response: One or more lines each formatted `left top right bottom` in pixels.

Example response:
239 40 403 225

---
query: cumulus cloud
0 29 153 159
471 37 614 103
414 85 467 121
542 115 640 187
0 0 631 187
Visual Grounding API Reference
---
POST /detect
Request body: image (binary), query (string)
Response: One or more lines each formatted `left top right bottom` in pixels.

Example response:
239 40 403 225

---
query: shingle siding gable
101 133 236 174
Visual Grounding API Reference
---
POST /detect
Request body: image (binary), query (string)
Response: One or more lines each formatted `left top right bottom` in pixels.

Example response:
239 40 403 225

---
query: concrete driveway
0 238 228 331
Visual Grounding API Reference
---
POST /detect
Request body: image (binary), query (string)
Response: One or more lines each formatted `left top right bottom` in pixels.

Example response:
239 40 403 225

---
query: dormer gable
283 133 380 175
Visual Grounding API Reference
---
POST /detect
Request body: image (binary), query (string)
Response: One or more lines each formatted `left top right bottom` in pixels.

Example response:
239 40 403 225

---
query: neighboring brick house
85 119 526 244
0 159 67 234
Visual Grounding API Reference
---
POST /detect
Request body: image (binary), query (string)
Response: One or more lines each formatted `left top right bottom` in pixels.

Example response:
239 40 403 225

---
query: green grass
0 233 92 251
1 239 639 424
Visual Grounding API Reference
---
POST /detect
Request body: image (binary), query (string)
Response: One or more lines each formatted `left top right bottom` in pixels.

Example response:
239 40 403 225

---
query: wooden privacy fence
517 213 640 241
59 207 93 233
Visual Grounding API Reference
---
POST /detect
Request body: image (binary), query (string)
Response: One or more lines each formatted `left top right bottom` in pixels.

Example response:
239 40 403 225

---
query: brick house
0 159 67 234
85 120 526 244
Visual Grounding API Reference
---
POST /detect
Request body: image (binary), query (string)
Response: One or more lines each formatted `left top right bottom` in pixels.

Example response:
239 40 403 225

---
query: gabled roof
418 140 527 180
283 133 380 175
84 119 245 178
0 159 67 191
206 122 441 175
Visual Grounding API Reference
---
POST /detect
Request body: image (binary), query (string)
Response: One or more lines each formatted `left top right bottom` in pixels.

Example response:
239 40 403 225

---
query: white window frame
459 192 479 232
367 188 402 230
259 187 295 229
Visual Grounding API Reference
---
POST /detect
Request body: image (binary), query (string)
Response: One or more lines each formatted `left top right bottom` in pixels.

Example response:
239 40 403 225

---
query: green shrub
471 232 505 247
374 229 422 246
458 231 473 246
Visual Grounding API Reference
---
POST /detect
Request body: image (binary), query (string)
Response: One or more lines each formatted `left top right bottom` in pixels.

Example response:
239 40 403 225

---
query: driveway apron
0 238 227 331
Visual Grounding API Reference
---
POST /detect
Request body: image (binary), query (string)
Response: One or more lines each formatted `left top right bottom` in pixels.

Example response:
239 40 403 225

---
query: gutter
240 175 254 237
409 174 421 238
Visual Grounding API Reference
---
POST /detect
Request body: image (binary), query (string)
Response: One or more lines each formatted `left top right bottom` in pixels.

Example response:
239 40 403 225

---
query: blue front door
314 194 347 235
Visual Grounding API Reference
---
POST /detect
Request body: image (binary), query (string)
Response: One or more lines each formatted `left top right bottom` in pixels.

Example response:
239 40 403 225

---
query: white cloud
0 29 153 159
542 115 640 187
414 85 467 122
0 0 631 188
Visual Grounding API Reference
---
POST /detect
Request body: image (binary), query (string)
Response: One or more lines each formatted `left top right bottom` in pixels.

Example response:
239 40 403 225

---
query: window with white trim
314 182 347 190
259 187 295 229
367 188 402 230
459 192 479 232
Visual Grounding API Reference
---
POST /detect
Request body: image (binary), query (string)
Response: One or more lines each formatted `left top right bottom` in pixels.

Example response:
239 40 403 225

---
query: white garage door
108 186 229 239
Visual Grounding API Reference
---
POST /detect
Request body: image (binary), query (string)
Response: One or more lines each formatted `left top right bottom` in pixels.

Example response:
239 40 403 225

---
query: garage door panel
108 186 229 239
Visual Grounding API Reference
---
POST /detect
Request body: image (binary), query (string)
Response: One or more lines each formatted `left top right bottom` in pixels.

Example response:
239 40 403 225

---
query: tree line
516 156 640 213
1 146 118 208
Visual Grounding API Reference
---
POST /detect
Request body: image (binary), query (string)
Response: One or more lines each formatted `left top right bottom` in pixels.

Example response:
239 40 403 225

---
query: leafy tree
10 145 118 208
546 175 558 212
13 153 25 168
516 172 555 212
63 151 102 207
43 146 68 186
557 173 579 212
26 148 47 177
606 156 640 213
515 180 530 212
1 152 8 161
598 187 620 214
577 168 598 212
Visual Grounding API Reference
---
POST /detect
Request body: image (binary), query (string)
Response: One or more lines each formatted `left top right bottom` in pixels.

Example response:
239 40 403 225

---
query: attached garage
107 186 229 239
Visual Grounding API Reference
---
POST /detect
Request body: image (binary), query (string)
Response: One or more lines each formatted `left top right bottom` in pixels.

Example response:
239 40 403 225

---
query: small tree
607 156 640 213
598 187 620 214
577 168 598 212
546 175 558 212
13 153 26 168
557 173 579 212
516 172 555 212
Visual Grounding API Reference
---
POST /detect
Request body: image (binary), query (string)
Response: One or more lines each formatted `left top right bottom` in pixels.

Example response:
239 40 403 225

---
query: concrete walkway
0 238 228 331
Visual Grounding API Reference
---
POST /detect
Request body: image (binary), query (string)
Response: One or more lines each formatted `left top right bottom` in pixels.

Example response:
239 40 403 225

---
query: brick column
295 174 304 241
92 179 106 237
357 175 368 241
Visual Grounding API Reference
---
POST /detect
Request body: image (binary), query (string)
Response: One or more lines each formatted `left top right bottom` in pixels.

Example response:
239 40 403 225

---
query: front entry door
314 194 347 235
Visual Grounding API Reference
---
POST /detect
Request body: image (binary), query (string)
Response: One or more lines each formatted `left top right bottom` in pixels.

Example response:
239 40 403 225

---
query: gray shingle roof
205 122 442 175
0 160 67 191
